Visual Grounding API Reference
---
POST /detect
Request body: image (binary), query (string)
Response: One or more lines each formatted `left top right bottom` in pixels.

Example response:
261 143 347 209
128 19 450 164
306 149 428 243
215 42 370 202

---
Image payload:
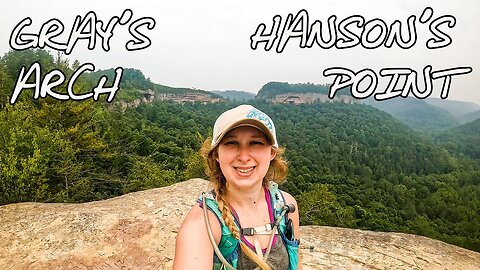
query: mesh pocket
280 230 299 270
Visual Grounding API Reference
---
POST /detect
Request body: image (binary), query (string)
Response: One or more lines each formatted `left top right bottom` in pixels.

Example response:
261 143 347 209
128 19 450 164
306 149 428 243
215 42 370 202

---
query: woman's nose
237 145 251 162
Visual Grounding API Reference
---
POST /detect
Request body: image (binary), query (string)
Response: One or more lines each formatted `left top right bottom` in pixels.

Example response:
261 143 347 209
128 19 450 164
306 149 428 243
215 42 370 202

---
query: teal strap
268 181 287 233
201 193 239 264
267 181 299 270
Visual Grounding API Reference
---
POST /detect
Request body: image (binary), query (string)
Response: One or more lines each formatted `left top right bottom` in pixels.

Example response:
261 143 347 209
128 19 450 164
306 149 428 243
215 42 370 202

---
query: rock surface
1 178 479 270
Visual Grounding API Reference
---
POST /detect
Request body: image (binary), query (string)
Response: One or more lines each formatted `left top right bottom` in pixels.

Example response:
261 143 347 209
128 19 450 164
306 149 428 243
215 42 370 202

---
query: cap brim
212 119 277 149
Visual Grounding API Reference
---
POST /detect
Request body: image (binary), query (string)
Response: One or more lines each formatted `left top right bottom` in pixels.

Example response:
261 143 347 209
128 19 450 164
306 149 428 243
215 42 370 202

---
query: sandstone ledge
1 178 479 269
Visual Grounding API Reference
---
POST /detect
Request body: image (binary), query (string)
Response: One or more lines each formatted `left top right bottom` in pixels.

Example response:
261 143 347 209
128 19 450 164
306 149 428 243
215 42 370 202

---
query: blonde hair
200 136 288 270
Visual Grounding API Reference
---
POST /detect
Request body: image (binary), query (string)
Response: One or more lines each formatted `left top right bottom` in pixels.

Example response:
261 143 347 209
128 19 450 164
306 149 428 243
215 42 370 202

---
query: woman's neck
226 182 265 210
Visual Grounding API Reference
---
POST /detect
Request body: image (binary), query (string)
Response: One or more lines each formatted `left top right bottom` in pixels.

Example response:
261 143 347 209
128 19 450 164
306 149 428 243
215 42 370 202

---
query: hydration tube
264 204 295 259
254 204 295 270
202 192 295 270
202 193 236 270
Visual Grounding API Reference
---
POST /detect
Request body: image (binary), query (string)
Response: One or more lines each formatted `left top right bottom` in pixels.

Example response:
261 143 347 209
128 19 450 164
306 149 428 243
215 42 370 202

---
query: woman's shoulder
180 202 221 235
174 203 218 269
174 202 222 264
177 204 208 242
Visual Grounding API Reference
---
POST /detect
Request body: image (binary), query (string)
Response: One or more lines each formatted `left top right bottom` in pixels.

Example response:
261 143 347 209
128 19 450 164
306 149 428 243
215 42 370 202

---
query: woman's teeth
237 167 254 173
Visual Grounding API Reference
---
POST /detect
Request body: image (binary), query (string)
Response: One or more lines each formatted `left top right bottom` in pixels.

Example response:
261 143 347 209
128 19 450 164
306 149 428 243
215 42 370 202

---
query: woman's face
216 126 276 191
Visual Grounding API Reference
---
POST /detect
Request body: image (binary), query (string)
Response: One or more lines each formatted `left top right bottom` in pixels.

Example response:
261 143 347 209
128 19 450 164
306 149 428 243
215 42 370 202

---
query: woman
174 104 302 269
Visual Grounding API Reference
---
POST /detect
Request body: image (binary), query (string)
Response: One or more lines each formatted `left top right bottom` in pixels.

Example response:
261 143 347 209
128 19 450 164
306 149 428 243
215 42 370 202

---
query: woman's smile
235 166 256 175
217 126 276 189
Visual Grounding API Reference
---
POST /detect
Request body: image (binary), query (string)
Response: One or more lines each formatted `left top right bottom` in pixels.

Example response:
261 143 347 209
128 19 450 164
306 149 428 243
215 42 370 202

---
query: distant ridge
106 71 480 127
425 98 480 118
461 109 480 124
363 97 459 132
89 68 224 105
256 82 331 99
255 82 354 104
211 90 256 102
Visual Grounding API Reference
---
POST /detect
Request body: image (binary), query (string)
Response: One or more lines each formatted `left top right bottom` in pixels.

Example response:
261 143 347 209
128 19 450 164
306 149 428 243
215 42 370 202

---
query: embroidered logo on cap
246 108 273 132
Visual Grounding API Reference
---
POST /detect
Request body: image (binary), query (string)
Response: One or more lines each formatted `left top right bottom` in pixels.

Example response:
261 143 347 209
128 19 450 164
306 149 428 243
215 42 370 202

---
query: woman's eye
224 141 237 145
251 141 265 145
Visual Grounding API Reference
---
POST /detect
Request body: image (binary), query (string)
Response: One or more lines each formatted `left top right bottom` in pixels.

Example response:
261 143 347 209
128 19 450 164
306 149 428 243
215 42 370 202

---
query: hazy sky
1 0 479 104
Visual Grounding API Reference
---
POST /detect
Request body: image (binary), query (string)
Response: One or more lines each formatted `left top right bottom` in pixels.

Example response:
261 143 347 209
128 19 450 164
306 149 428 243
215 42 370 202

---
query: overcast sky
1 0 479 104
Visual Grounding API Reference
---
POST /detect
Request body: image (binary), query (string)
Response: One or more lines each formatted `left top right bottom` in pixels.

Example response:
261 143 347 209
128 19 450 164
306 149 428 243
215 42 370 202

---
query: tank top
231 187 289 270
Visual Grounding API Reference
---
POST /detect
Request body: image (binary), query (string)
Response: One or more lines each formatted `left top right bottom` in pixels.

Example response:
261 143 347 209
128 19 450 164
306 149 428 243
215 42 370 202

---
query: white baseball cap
211 104 278 149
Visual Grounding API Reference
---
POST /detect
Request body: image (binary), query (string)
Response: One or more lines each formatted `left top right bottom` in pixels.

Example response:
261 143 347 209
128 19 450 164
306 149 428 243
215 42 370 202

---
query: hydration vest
200 181 299 270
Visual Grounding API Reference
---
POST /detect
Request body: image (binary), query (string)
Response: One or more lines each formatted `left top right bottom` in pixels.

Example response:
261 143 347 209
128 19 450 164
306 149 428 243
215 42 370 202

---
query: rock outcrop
269 93 355 105
1 179 479 269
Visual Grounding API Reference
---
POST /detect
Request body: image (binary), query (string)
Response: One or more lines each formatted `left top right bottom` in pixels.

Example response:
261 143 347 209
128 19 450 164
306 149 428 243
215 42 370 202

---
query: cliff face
1 179 479 270
269 93 355 105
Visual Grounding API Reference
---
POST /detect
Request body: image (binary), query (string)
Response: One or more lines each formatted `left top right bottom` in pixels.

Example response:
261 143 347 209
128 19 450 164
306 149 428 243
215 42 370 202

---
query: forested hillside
364 97 459 132
433 119 480 159
258 102 480 251
1 49 479 252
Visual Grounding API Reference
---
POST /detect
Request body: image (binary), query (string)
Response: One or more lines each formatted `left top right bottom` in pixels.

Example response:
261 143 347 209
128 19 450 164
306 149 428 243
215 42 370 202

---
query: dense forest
1 49 479 252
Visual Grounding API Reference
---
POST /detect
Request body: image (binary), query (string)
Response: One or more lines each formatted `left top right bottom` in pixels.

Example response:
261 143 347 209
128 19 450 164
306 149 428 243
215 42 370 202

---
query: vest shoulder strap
200 192 239 260
268 181 287 233
199 183 289 267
